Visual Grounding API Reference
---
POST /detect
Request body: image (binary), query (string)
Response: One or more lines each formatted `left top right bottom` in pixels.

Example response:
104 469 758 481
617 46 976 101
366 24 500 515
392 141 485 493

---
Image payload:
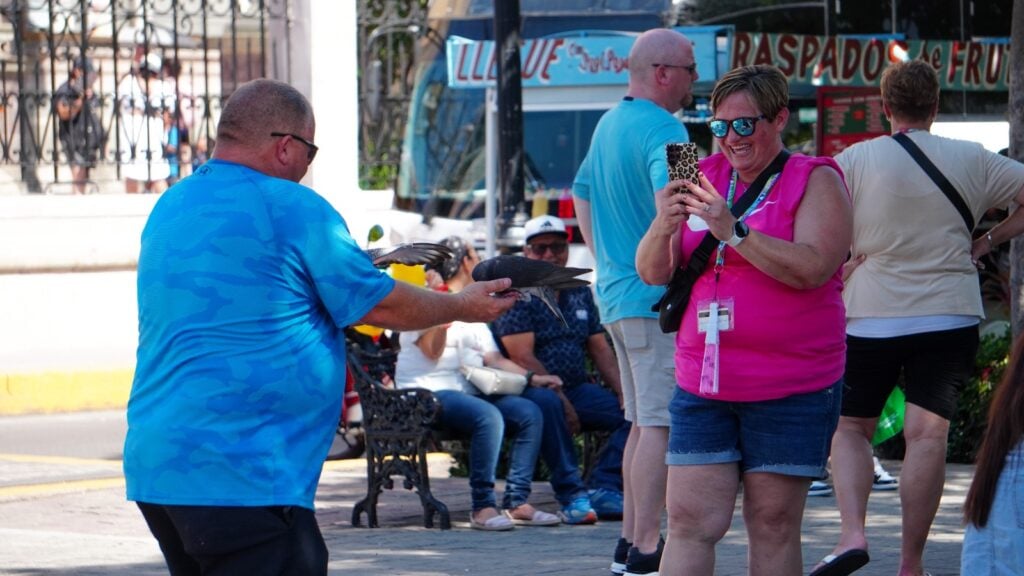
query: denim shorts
666 380 842 478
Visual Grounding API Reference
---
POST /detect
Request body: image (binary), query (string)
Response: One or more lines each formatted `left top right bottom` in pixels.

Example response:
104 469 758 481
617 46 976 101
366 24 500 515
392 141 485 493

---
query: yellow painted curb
0 369 134 415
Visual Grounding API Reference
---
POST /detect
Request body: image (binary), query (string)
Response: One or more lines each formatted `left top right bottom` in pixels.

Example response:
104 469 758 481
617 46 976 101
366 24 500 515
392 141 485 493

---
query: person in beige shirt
815 59 1024 576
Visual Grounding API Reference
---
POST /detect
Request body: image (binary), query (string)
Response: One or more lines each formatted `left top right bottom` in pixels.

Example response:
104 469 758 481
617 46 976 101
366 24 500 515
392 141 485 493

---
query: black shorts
842 325 979 421
137 502 328 576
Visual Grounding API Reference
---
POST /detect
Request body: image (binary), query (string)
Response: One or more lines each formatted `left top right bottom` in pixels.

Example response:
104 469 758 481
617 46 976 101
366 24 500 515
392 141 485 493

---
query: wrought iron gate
0 0 291 194
356 0 428 190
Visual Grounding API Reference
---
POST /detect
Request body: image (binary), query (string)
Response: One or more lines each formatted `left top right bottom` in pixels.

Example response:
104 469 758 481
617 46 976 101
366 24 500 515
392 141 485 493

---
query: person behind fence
394 235 564 531
821 59 1024 576
961 333 1024 575
571 27 698 576
123 79 517 574
54 56 102 194
117 51 171 193
635 64 851 576
493 215 630 521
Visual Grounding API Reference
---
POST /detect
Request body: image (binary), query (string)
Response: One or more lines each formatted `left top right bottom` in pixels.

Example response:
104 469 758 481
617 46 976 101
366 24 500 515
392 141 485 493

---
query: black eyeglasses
652 62 697 75
708 115 767 138
526 241 568 256
270 132 318 161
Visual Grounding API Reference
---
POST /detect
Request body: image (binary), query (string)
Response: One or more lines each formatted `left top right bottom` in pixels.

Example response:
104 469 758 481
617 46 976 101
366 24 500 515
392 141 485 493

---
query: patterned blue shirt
124 159 395 509
493 286 604 388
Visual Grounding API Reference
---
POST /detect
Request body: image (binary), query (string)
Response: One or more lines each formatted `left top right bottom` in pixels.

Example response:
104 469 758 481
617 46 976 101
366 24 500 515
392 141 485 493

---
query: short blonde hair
710 65 788 120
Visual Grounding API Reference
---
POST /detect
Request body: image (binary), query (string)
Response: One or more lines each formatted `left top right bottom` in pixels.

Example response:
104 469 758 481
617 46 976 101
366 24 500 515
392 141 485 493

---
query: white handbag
460 365 528 396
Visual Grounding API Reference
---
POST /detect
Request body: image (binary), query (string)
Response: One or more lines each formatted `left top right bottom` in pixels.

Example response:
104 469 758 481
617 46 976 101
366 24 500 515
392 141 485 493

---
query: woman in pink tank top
636 65 852 576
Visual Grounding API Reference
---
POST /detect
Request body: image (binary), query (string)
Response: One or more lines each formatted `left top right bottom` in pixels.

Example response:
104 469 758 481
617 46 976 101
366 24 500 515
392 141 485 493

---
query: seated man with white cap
493 214 630 521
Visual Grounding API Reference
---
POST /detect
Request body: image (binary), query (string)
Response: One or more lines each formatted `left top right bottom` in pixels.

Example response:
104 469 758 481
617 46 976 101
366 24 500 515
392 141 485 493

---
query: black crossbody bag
891 132 974 233
652 150 790 333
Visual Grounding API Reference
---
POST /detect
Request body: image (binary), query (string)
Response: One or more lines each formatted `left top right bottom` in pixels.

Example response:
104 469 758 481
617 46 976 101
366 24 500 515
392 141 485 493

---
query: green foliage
948 328 1010 463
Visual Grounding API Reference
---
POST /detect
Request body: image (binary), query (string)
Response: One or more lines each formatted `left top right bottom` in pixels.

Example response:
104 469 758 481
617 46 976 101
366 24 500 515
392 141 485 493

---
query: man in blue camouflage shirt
124 78 515 574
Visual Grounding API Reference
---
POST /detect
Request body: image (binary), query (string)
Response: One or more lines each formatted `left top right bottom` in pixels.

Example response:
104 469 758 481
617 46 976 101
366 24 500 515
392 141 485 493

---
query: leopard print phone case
666 142 699 191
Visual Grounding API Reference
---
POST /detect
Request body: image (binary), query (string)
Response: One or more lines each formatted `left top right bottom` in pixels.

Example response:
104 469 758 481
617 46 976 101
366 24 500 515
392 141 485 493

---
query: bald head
629 29 691 82
628 29 697 112
215 79 314 148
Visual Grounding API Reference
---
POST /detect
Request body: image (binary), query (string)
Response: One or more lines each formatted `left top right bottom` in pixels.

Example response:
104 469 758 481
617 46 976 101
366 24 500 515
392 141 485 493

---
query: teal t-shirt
573 98 689 323
124 159 395 509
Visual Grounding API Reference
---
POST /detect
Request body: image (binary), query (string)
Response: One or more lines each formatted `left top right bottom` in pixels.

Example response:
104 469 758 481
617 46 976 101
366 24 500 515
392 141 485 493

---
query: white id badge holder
696 298 734 395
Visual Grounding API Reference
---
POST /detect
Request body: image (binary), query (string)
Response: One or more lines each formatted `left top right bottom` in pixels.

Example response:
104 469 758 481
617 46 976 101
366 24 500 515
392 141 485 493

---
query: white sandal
469 511 515 531
503 507 561 526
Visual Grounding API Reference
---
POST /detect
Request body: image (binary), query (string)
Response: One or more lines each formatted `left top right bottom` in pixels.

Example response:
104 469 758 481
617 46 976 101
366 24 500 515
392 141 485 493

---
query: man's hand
455 278 517 322
531 373 563 389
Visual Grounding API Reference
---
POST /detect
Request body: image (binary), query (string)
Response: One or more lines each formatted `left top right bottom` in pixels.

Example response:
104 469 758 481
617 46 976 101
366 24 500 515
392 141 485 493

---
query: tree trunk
1009 0 1024 337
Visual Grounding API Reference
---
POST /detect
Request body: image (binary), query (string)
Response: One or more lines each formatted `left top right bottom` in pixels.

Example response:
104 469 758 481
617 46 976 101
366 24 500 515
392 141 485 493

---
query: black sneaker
610 537 631 575
623 538 664 576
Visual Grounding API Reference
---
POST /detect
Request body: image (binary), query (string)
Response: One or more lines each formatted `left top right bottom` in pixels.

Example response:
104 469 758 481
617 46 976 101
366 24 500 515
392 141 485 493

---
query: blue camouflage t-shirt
124 159 395 509
492 286 603 388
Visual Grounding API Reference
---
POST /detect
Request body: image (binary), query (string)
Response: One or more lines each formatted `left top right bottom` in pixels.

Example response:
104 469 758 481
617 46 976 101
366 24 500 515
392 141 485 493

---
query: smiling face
712 90 787 183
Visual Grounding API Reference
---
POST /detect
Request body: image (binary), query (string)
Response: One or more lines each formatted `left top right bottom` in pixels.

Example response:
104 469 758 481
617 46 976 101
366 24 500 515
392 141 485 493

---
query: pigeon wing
472 255 591 289
366 242 453 268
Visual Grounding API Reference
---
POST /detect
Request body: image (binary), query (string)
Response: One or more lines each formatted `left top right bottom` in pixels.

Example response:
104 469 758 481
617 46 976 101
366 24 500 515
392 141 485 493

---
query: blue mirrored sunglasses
708 115 767 138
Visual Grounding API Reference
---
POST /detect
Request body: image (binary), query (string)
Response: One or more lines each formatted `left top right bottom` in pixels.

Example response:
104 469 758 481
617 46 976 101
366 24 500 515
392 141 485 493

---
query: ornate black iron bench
345 329 614 530
346 334 453 529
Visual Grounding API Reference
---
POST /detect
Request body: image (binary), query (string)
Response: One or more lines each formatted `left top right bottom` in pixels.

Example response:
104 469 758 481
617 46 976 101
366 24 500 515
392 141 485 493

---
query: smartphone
666 142 699 192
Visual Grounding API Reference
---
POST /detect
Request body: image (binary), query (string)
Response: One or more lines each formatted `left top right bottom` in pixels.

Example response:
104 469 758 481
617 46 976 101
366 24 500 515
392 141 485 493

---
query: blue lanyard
713 170 780 269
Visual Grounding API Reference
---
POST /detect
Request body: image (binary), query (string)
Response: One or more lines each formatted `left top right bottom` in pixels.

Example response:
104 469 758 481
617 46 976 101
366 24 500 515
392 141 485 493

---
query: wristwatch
726 220 750 247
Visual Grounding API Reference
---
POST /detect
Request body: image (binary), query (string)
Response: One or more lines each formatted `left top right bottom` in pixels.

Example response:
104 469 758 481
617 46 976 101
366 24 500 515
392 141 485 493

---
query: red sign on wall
816 86 891 157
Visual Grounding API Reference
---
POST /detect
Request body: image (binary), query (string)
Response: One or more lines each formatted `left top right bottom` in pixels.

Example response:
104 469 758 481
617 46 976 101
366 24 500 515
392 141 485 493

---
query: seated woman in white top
394 236 561 531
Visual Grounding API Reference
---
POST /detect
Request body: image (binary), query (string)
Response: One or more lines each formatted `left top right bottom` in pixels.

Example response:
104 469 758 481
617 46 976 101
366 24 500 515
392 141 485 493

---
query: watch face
735 221 750 238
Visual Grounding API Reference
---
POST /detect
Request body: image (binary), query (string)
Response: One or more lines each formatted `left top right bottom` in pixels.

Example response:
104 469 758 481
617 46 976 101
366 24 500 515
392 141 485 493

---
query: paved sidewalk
0 452 971 575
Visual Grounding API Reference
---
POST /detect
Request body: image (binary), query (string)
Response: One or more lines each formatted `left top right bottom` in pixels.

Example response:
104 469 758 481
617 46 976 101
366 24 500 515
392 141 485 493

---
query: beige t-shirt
836 131 1024 319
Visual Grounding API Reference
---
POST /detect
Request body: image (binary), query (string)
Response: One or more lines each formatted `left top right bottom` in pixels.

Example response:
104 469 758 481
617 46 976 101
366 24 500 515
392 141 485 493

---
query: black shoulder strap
891 132 974 233
683 149 790 273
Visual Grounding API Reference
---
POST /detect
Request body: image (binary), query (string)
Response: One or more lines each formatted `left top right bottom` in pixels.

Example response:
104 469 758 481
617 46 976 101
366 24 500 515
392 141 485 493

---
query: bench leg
351 452 384 528
352 433 450 529
414 443 450 530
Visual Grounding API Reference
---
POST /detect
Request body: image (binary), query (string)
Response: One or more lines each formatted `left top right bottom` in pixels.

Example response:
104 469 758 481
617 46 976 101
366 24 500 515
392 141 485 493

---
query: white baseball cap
523 215 568 243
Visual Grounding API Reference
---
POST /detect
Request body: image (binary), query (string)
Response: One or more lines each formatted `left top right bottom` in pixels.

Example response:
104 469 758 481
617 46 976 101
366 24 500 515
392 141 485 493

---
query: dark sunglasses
270 132 319 161
526 241 568 256
652 62 697 75
708 115 767 138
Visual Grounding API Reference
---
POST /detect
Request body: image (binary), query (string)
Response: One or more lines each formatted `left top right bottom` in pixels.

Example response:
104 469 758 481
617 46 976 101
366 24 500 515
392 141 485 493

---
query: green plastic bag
872 387 906 446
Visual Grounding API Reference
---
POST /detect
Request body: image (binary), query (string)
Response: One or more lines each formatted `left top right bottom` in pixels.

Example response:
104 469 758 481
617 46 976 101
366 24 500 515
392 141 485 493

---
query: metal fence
356 0 428 190
0 0 291 194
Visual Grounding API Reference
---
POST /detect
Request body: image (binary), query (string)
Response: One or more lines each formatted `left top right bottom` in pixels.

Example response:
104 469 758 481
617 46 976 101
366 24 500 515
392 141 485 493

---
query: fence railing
0 0 290 194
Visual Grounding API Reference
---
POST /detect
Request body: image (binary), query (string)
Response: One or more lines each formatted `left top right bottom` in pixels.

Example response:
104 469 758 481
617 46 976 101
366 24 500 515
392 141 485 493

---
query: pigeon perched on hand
365 242 454 269
471 255 591 325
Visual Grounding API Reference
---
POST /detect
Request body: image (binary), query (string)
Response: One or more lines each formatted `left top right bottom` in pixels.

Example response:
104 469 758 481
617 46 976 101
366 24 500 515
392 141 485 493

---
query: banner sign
732 32 1010 91
446 27 727 89
447 34 632 88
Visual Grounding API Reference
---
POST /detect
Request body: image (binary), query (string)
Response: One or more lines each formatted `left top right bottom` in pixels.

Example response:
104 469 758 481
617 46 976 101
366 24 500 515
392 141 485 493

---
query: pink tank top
674 153 847 402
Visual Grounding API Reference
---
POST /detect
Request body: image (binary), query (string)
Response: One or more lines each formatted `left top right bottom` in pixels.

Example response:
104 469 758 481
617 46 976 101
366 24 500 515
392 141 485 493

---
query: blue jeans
563 382 628 493
434 390 542 511
521 386 586 505
961 442 1024 575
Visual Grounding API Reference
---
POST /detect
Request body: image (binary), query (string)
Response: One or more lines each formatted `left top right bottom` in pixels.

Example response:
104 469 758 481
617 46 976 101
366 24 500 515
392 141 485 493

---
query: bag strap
665 149 791 288
891 132 974 233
